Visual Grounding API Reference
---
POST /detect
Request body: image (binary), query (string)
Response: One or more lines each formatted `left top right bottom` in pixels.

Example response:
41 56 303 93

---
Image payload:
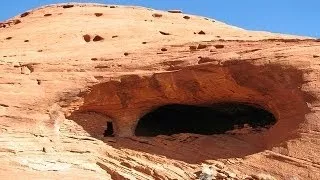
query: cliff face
0 3 320 180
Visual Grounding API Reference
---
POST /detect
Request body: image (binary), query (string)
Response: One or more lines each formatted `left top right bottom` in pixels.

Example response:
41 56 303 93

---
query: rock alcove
69 61 312 151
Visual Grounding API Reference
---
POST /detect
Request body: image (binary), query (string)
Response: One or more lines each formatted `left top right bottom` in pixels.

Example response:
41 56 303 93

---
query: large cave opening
135 103 276 136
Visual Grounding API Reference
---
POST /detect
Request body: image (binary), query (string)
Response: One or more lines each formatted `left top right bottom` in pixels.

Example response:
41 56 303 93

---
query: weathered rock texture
0 3 320 180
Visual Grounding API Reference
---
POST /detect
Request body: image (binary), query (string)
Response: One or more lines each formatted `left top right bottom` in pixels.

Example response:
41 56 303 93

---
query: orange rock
0 3 318 180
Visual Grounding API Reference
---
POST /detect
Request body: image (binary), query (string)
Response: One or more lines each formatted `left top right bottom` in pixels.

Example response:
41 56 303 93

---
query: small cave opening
135 103 276 137
104 121 114 137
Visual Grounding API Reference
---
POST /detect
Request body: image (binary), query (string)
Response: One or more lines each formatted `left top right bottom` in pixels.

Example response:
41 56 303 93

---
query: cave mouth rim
134 102 277 137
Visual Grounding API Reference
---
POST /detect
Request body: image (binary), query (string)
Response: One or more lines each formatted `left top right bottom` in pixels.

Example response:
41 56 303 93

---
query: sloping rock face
0 3 320 180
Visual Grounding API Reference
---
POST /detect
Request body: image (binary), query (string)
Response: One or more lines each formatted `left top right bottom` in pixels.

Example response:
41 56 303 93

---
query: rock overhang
69 60 313 149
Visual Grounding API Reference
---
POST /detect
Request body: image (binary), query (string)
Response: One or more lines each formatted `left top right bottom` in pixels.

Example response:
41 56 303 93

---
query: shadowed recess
104 122 114 137
135 103 276 136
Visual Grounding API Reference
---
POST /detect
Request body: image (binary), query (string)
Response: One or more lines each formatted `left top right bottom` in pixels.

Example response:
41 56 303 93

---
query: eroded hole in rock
95 13 103 17
20 12 30 18
83 34 91 42
93 35 104 42
62 5 74 9
135 103 276 136
104 122 114 137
